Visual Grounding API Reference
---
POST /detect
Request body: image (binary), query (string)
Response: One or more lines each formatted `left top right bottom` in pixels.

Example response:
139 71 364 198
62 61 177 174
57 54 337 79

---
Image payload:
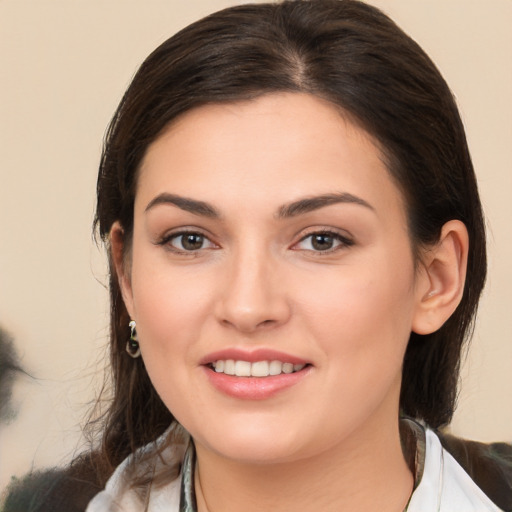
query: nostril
221 317 276 331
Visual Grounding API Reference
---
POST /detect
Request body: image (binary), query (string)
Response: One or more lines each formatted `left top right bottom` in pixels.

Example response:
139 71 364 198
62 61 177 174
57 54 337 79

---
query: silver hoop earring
126 320 141 358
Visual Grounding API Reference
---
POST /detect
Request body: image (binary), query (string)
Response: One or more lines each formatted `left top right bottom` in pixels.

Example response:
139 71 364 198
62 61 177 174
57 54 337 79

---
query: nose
215 247 291 333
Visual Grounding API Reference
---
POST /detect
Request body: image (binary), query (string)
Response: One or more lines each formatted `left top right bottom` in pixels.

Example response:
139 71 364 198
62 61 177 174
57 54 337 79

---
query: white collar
87 425 503 512
407 428 502 511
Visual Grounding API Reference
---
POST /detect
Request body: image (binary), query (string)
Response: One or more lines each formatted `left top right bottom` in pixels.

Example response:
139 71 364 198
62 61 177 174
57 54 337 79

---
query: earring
126 320 141 358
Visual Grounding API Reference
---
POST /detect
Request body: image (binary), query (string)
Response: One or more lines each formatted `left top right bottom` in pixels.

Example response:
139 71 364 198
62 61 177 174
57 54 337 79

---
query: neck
194 416 414 512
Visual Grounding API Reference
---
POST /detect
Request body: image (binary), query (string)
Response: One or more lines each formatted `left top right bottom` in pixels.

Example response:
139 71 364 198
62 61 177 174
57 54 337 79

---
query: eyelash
293 230 354 254
157 229 354 256
156 230 216 257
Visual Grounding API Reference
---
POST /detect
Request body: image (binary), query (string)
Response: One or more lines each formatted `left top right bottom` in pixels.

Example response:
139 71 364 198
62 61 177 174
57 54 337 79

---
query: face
118 93 428 465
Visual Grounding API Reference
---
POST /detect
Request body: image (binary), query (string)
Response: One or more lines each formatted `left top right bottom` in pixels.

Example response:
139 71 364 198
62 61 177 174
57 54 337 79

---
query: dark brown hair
93 0 486 481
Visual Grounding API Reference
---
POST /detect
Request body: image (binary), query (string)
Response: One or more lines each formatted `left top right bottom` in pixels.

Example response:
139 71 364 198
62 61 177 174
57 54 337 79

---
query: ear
110 221 135 319
412 220 469 335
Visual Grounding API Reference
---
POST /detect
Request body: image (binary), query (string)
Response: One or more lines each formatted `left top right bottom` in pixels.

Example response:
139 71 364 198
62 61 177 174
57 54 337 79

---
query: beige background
1 0 511 492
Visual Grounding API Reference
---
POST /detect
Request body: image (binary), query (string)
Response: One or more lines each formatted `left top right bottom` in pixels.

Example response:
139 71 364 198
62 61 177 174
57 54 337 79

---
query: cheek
128 247 217 368
133 281 211 353
299 259 416 427
297 250 416 371
129 269 215 420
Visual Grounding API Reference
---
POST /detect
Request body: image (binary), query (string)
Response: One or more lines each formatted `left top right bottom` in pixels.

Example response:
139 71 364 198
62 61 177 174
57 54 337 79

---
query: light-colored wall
1 0 510 491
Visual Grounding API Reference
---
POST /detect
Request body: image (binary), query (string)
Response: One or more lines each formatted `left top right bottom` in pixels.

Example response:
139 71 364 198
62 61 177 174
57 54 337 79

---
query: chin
189 416 323 466
211 439 305 465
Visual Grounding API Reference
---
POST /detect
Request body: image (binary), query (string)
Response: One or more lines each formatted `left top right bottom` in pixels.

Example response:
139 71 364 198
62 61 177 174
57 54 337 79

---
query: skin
113 93 468 512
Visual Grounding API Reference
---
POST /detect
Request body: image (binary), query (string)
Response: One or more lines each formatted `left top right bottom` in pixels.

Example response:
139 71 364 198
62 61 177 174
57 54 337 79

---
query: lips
201 348 311 400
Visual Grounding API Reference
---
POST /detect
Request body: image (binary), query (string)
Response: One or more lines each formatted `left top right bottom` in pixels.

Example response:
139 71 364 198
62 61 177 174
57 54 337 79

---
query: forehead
137 92 405 220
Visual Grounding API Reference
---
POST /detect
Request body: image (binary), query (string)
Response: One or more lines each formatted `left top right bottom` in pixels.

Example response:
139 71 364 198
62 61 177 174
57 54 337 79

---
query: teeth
212 359 306 377
282 363 294 374
251 361 269 377
269 360 282 375
224 359 235 375
235 360 251 377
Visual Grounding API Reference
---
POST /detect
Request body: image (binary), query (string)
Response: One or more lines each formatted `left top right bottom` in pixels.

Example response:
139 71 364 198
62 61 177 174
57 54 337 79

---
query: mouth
208 360 308 377
201 350 312 400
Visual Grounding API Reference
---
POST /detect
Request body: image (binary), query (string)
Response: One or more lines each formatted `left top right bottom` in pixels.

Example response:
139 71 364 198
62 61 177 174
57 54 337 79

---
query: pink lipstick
201 348 312 400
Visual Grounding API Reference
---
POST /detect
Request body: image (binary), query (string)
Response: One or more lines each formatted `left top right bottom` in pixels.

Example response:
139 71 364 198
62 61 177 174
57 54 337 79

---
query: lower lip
203 366 311 400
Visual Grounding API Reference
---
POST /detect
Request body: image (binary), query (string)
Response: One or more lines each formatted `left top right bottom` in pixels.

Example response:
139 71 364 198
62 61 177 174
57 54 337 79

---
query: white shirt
86 427 503 512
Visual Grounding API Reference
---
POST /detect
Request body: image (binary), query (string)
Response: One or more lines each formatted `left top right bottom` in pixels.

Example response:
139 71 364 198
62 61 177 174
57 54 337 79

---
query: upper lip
200 348 309 366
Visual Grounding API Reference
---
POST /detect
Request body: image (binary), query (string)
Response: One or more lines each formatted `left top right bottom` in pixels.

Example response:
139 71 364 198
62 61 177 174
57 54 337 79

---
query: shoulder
86 429 188 512
2 466 103 512
402 417 512 511
437 430 512 512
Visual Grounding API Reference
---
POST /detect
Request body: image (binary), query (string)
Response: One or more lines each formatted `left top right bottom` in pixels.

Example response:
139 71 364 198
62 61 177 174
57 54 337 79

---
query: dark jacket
3 433 512 512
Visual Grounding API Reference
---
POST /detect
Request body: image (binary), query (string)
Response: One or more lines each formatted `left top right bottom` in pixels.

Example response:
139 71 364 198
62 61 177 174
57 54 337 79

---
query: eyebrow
145 193 220 218
144 191 374 219
276 192 374 218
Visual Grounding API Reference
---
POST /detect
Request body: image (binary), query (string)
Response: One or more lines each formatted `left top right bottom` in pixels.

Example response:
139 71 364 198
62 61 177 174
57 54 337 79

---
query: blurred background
1 0 511 493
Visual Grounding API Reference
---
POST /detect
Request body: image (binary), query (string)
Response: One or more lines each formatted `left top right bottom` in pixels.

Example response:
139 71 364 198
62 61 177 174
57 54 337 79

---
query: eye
294 231 353 252
165 231 216 252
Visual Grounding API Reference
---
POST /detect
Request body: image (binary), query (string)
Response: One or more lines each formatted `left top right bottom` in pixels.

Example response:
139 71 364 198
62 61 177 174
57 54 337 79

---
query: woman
4 0 510 510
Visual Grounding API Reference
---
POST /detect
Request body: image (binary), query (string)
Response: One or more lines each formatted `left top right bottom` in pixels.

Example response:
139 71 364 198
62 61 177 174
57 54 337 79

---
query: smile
211 360 306 377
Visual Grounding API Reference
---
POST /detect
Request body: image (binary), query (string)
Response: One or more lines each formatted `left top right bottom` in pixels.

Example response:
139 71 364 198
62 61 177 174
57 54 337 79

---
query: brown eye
169 232 212 251
294 231 353 253
311 234 335 250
